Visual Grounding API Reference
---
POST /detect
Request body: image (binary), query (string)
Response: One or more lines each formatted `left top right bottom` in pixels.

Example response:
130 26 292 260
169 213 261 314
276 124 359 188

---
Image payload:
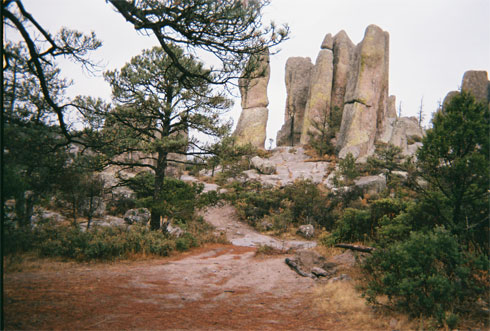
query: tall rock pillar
276 57 313 146
337 25 390 160
300 37 334 144
234 49 270 148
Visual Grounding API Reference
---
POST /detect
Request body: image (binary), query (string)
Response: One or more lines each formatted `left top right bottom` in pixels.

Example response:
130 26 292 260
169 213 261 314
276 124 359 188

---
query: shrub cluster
3 216 219 261
362 227 488 325
225 179 335 234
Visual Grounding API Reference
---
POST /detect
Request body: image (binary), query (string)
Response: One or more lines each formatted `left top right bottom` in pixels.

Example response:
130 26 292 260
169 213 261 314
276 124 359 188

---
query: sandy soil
4 205 335 330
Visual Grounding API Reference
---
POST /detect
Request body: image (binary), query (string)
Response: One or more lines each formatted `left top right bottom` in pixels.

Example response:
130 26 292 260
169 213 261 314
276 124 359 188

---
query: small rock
166 223 184 237
123 208 150 225
250 156 276 175
297 224 315 239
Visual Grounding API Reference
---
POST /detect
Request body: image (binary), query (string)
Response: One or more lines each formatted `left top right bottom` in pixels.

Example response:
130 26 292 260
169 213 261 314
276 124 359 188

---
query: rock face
234 49 270 148
461 70 489 103
300 49 334 144
337 25 390 159
276 57 313 146
388 117 424 156
331 31 355 113
250 156 276 175
277 25 426 161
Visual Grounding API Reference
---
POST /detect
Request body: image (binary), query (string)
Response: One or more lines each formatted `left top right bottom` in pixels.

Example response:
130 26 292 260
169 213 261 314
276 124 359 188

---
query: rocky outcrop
388 117 424 156
337 25 390 159
461 70 489 104
276 25 430 161
234 49 270 148
250 156 276 175
300 49 334 144
285 250 338 279
276 57 313 146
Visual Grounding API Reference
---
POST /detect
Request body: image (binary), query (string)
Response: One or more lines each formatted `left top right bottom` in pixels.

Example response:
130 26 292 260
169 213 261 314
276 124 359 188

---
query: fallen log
285 258 316 278
334 243 376 253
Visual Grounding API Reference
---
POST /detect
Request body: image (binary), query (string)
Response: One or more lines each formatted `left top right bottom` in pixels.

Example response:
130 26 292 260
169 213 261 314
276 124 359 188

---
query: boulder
337 25 390 160
442 90 460 109
354 175 387 194
250 156 276 175
123 208 150 225
277 57 313 146
389 116 424 156
297 224 315 239
285 249 337 279
300 49 334 144
461 70 489 103
166 223 184 237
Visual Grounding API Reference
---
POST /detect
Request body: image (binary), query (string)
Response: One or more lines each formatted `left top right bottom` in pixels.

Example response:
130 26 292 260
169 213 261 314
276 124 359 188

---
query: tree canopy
416 91 489 253
107 0 289 86
83 45 232 229
2 0 101 142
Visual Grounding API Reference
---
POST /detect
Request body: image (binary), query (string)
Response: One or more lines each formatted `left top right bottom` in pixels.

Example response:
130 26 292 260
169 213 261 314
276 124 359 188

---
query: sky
9 0 490 145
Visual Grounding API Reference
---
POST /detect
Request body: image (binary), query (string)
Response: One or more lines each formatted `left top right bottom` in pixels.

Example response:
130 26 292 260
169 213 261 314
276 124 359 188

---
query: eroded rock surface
276 57 313 146
300 49 334 144
462 70 489 103
234 49 270 148
278 25 428 161
337 25 390 160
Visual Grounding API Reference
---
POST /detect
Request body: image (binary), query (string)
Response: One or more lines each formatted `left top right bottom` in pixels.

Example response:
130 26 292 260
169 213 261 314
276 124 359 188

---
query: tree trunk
150 151 168 230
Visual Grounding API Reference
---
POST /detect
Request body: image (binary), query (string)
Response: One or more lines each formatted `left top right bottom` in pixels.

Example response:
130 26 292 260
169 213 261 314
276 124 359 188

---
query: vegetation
2 1 488 328
4 216 223 262
107 0 289 86
79 45 232 230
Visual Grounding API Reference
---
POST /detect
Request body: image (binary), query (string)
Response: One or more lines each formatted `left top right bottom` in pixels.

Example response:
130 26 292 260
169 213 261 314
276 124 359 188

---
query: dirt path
201 203 317 250
4 205 334 330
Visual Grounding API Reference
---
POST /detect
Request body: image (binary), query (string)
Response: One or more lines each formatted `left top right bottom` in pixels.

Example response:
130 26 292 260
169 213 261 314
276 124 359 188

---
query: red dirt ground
4 244 341 330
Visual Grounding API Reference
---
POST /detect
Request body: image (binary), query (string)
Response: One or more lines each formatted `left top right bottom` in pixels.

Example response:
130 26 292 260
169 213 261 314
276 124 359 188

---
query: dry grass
313 280 416 330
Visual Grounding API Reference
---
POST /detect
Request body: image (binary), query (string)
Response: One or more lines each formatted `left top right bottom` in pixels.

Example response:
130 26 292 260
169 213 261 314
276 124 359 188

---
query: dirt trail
4 205 334 330
201 203 317 250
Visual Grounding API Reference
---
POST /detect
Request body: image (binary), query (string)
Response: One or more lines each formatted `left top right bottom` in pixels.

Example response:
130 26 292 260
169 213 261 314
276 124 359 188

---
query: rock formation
234 49 270 148
300 48 334 144
276 57 313 146
277 25 426 161
337 25 390 159
461 70 490 104
442 70 489 112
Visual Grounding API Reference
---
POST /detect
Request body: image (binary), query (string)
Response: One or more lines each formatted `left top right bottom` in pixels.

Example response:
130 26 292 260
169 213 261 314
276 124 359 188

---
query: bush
4 221 213 261
328 208 371 244
327 198 407 245
362 227 488 325
226 179 334 231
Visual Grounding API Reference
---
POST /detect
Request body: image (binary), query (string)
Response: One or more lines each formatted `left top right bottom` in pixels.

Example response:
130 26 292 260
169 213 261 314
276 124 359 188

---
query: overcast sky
12 0 490 145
